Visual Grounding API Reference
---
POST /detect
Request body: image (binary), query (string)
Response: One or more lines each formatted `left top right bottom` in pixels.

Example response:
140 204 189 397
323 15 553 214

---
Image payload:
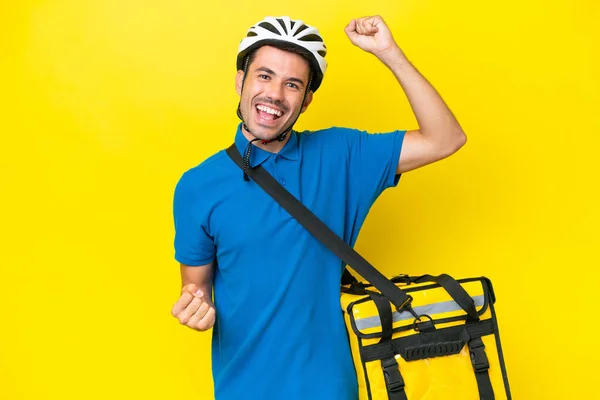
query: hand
344 16 399 58
171 284 216 331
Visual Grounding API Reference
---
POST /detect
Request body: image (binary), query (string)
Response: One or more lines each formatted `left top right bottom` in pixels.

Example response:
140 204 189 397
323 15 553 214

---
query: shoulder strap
226 144 415 314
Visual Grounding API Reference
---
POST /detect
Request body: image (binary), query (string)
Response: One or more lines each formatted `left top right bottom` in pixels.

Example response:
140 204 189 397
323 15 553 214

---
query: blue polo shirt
173 123 405 400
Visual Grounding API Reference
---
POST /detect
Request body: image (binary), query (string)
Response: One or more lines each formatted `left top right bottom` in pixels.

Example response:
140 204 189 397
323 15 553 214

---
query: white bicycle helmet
236 16 328 92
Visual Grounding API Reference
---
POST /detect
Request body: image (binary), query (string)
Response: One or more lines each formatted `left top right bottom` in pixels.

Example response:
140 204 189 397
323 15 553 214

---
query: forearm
180 262 215 306
377 46 466 149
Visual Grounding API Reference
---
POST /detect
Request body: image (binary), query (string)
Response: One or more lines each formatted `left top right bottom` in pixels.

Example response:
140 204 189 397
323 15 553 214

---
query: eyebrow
254 66 305 87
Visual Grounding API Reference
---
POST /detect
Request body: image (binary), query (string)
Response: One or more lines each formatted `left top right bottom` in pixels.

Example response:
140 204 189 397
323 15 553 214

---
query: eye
286 82 299 89
258 74 269 80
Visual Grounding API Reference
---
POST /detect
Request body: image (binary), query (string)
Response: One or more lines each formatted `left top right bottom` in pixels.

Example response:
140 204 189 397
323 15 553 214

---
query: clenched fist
171 283 216 331
344 15 399 58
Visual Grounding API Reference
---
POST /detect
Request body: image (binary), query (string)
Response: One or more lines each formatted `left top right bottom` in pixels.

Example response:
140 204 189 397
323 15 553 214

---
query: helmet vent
295 24 309 35
258 22 279 34
275 18 288 34
297 34 323 42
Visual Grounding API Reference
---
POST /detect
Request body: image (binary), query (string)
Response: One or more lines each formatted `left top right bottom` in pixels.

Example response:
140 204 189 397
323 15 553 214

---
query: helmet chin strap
237 55 313 181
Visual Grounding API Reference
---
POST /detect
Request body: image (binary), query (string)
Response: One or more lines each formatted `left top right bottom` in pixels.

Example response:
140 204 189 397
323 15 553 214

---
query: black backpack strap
341 268 358 286
412 274 480 321
460 329 496 400
226 144 415 315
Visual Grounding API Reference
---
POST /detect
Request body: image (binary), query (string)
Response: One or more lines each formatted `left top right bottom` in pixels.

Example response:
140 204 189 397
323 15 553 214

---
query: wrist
376 45 408 68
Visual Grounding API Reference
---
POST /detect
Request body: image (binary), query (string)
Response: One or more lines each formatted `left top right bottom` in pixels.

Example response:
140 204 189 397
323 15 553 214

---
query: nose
264 79 284 101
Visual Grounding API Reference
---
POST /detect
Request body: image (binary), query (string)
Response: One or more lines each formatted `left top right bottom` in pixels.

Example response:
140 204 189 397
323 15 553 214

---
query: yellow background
1 0 598 399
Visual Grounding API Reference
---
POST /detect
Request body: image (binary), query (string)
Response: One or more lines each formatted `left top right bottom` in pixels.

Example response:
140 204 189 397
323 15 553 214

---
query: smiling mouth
255 104 283 121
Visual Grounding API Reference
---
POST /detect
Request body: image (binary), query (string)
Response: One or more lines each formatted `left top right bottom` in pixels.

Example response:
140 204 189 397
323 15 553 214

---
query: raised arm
345 16 467 174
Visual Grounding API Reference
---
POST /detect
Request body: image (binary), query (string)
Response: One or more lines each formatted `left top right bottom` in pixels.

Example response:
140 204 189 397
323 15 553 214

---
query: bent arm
378 46 467 174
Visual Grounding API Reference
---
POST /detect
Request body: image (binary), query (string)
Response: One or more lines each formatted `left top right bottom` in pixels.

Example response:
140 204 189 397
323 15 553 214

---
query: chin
246 122 287 141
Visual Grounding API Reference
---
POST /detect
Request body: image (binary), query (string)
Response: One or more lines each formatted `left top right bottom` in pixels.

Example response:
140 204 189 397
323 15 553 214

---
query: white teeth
257 105 282 117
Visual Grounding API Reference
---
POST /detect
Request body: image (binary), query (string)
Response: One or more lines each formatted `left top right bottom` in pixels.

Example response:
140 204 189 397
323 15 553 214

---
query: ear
235 70 245 96
300 90 314 113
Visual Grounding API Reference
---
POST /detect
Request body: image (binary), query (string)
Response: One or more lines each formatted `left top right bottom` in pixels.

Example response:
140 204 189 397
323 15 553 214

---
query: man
171 15 466 399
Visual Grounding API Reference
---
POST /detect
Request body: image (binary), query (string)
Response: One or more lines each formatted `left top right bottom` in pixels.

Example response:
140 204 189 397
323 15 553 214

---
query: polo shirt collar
233 123 299 168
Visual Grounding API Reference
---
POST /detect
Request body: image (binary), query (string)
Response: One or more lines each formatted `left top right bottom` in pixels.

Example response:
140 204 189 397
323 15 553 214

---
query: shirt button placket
272 156 285 186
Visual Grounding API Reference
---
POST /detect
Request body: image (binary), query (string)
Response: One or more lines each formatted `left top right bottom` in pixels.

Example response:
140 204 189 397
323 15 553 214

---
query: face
236 45 314 141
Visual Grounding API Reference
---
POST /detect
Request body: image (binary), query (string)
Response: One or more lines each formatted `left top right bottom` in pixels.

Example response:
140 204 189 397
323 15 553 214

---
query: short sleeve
172 171 215 266
345 128 406 203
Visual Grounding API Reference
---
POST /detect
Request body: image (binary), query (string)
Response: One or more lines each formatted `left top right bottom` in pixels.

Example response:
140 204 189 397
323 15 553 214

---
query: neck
241 125 291 153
